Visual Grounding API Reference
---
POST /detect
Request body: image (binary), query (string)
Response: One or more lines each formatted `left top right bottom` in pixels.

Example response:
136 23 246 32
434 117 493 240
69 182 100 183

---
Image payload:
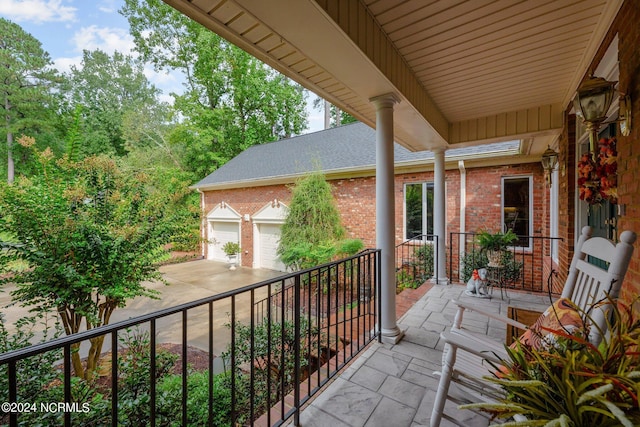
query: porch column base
380 326 405 344
431 277 449 286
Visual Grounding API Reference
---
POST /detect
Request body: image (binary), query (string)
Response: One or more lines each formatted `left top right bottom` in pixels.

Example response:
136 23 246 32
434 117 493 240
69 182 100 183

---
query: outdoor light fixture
574 75 617 158
541 145 559 187
619 94 632 136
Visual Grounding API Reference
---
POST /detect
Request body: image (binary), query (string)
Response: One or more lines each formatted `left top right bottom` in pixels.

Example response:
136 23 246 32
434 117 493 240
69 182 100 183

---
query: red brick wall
615 0 640 304
202 162 544 270
556 114 577 287
568 0 640 304
202 184 292 267
465 163 545 235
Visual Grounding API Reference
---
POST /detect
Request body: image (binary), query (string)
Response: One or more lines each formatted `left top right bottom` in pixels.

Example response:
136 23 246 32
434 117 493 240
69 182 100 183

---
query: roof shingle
192 122 519 189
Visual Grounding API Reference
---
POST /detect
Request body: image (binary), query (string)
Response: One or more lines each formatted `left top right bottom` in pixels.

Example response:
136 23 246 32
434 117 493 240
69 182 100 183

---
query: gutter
458 160 467 274
197 189 206 259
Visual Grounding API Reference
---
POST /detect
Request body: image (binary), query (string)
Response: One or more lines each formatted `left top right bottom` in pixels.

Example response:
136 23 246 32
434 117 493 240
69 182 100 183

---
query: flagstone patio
294 283 552 427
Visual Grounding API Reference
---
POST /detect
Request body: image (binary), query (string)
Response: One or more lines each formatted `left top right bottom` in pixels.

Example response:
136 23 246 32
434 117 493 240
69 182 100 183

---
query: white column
370 93 403 344
433 148 448 285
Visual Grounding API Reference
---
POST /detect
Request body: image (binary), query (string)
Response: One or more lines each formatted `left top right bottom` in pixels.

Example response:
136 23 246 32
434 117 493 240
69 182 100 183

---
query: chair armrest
451 299 530 331
441 329 507 365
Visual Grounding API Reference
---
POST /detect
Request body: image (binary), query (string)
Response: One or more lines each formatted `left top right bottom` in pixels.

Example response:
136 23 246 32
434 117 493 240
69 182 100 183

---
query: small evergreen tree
278 172 362 269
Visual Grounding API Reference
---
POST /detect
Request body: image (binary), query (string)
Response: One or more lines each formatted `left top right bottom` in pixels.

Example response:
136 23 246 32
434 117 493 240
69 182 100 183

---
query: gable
253 200 289 224
206 202 242 221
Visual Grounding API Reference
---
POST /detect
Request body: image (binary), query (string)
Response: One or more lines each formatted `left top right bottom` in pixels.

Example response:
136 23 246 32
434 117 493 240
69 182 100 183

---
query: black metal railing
0 249 381 427
395 235 438 291
448 232 563 294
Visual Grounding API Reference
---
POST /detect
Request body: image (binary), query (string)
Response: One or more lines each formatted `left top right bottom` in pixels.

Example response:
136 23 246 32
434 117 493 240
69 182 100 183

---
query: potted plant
222 241 241 270
462 297 640 426
476 229 517 267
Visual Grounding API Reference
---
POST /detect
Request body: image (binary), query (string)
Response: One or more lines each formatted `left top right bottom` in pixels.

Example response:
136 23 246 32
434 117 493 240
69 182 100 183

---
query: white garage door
209 221 240 262
259 224 286 271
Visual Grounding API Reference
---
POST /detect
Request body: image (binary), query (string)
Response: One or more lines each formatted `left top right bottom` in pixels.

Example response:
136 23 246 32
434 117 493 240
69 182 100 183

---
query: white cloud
53 56 80 73
71 25 135 56
0 0 76 24
98 0 118 14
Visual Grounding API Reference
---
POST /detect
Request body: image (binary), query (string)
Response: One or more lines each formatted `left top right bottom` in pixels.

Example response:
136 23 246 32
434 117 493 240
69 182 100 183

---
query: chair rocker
430 226 637 427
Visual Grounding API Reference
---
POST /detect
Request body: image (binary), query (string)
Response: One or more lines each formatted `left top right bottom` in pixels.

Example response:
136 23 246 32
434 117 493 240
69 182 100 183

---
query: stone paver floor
295 283 552 427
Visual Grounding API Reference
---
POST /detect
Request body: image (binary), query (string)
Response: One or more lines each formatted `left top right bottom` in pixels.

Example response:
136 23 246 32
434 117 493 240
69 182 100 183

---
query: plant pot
486 250 503 267
227 254 238 270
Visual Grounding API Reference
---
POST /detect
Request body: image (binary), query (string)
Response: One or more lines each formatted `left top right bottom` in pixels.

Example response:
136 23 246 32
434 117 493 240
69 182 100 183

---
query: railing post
293 273 301 426
8 361 17 427
377 249 382 343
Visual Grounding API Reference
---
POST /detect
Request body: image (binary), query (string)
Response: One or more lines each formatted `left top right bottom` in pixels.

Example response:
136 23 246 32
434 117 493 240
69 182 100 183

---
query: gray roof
193 122 520 189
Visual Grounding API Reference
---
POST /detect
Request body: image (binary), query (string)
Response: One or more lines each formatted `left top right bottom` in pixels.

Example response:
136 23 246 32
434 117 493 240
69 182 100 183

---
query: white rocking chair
430 226 637 427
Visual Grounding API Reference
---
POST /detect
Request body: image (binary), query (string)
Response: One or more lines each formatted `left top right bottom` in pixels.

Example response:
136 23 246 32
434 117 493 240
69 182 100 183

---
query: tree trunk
84 300 117 380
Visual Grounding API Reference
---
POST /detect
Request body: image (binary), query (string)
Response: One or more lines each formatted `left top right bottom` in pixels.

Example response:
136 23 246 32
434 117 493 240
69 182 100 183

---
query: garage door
259 224 286 271
209 221 240 262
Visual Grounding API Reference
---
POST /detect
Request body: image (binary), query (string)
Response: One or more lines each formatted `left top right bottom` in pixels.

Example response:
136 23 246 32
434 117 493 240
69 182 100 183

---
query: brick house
176 0 640 339
192 122 545 271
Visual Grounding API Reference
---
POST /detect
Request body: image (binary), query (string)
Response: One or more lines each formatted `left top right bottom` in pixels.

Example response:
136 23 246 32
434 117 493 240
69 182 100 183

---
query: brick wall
569 0 640 303
202 162 544 271
202 184 292 267
615 0 640 304
556 114 577 287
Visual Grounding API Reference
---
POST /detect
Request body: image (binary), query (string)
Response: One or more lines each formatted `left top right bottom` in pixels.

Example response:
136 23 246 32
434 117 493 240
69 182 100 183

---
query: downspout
197 189 206 259
458 161 466 276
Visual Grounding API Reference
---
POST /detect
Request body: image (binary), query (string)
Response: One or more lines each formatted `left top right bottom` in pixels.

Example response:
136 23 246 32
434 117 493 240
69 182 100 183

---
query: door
588 123 618 242
209 221 240 262
259 224 286 271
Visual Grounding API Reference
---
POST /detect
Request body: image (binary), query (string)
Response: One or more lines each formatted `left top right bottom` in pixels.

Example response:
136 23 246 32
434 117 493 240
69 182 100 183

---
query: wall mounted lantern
541 145 559 188
573 75 617 159
574 75 632 156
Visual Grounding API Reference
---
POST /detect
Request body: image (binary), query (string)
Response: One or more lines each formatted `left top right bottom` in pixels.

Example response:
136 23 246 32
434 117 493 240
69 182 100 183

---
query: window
502 176 532 247
404 183 434 240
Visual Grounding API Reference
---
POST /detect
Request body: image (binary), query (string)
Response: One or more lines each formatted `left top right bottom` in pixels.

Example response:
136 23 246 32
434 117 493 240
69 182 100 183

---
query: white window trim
501 175 533 250
403 181 435 242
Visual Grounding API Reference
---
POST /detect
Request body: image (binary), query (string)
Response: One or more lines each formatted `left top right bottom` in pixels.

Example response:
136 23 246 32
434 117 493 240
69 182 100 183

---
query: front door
587 123 618 242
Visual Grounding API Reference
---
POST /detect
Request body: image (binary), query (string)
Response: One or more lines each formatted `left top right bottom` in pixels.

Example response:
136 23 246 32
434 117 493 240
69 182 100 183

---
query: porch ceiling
163 0 622 154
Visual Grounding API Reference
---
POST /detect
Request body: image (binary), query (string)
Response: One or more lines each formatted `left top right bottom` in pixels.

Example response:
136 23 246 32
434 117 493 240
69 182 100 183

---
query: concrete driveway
1 260 284 357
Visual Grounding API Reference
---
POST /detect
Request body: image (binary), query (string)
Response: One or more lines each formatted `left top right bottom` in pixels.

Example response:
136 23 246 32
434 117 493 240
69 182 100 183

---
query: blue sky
0 0 323 132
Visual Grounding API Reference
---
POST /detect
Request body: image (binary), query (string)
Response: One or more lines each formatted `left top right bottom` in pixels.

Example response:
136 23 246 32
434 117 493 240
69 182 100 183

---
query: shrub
278 172 363 270
222 316 318 424
0 315 110 426
156 370 247 427
115 329 179 426
460 249 522 283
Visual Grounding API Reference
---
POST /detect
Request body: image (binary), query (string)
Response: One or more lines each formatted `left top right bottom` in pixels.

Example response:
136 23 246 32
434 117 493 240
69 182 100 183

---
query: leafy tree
65 49 164 157
0 136 171 379
278 172 363 269
121 0 308 177
0 18 61 183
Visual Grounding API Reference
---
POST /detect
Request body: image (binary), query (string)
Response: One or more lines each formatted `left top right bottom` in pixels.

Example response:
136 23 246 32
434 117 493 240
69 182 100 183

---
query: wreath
577 137 617 205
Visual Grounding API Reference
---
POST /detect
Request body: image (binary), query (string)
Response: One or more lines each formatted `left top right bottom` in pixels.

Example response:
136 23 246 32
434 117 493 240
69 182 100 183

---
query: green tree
278 172 363 269
0 18 61 183
65 49 164 157
121 0 308 177
0 136 171 379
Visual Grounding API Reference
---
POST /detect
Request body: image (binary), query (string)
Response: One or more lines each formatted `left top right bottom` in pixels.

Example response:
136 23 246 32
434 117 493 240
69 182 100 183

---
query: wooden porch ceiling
162 0 622 154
